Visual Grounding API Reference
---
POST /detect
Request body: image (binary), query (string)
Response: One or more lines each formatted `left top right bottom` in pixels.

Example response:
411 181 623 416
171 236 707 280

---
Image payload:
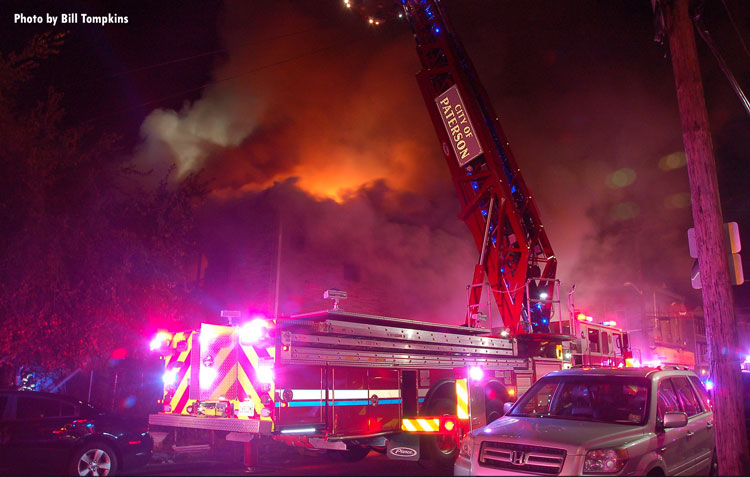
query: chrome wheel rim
77 448 112 476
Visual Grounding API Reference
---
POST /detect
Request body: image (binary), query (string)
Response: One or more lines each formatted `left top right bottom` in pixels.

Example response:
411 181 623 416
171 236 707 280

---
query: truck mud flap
386 433 420 461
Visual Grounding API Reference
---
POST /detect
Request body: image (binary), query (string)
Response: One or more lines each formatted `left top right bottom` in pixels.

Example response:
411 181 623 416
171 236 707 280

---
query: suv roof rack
570 364 620 369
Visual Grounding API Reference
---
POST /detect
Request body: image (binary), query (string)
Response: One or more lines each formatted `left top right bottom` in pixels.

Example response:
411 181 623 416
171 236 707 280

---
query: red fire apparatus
148 0 632 468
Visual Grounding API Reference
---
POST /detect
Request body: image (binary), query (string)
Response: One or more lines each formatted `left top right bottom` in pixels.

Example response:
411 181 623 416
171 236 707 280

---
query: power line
109 24 334 79
81 35 360 125
720 0 750 60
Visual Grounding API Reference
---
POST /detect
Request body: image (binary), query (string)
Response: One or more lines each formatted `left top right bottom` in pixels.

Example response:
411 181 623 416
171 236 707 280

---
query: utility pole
654 0 748 473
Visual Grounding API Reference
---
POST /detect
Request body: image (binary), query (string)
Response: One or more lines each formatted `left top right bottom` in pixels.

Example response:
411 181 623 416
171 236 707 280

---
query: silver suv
455 367 715 476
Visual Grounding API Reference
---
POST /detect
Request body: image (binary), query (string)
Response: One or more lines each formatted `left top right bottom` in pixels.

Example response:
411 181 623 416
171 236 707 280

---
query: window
698 343 708 362
588 329 600 353
60 402 76 417
601 331 609 355
743 373 750 416
17 397 61 419
672 376 702 416
515 382 557 415
510 376 650 425
657 379 681 420
695 319 706 336
688 375 711 410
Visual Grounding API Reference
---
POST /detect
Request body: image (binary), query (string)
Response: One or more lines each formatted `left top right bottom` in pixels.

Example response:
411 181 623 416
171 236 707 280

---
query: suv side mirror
503 402 514 414
662 411 688 428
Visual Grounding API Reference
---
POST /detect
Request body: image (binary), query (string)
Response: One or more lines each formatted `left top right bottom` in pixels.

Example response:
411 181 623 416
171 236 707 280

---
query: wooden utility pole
657 0 748 474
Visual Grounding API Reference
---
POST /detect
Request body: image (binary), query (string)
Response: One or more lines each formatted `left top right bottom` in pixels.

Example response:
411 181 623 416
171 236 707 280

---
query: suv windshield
508 375 650 425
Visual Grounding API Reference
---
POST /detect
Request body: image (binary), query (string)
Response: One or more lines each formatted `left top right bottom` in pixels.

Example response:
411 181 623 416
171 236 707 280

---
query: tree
0 33 208 387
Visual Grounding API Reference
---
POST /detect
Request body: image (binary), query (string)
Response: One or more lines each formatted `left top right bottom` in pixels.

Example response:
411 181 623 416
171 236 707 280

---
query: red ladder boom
354 0 557 334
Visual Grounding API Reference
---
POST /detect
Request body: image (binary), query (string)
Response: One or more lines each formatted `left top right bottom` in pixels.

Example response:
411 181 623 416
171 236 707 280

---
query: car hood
476 416 647 455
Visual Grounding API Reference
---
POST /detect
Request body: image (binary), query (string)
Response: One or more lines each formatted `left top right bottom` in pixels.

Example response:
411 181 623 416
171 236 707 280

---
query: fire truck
148 0 631 468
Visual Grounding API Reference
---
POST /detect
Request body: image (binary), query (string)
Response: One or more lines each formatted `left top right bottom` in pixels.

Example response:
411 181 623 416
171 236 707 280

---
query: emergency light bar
239 318 270 345
150 331 172 351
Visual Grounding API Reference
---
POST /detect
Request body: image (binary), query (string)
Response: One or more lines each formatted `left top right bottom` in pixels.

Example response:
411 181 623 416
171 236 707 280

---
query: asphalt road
132 444 452 476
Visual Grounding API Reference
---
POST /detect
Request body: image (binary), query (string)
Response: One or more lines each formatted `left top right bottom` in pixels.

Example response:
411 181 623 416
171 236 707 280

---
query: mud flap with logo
386 433 420 461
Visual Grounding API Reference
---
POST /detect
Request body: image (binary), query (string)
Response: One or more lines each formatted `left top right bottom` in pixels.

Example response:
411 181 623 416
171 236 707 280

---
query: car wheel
69 442 118 476
646 467 665 477
708 450 718 477
422 398 458 469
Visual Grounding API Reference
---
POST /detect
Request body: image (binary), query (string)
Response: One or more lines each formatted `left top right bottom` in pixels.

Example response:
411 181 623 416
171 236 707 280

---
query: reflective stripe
328 400 370 406
289 389 325 400
401 418 440 432
276 398 402 407
377 399 401 405
331 390 368 399
237 342 275 425
277 400 325 408
456 378 469 419
417 418 439 431
402 419 417 432
369 389 400 398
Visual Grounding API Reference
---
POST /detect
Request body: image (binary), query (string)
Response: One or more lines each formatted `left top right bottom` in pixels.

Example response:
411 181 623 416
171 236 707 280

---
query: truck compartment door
368 368 401 433
275 365 325 429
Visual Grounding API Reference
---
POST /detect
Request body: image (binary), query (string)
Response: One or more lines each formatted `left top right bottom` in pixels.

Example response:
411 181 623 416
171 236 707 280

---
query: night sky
4 1 750 334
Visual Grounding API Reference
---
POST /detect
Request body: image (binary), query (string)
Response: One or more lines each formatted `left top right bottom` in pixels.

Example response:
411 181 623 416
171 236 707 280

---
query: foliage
0 33 208 385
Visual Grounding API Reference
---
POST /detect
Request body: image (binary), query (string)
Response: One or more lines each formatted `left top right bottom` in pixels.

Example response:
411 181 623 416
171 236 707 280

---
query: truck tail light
162 369 178 385
442 418 456 432
256 364 274 384
200 367 217 389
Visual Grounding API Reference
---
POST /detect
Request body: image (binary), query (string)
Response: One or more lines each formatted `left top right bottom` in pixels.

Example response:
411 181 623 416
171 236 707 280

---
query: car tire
421 398 459 470
68 442 119 476
708 450 718 477
646 467 665 477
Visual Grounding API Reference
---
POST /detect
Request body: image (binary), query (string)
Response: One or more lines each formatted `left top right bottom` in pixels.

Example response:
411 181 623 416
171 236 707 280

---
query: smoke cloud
131 0 737 329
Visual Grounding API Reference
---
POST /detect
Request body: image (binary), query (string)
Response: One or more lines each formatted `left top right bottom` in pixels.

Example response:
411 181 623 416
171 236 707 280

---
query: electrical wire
111 24 333 79
81 35 361 125
62 24 335 90
720 0 750 60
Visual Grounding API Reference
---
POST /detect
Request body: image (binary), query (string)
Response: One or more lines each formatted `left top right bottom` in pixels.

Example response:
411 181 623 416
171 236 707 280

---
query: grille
479 441 566 475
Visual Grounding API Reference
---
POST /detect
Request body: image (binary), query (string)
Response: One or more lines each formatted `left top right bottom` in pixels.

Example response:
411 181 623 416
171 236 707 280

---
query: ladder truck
147 0 631 469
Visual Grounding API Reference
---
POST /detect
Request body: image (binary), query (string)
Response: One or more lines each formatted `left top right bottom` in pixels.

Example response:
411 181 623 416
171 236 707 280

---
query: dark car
0 390 153 476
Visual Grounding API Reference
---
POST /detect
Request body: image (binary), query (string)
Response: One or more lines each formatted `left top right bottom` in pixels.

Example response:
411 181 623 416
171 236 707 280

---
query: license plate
237 401 254 417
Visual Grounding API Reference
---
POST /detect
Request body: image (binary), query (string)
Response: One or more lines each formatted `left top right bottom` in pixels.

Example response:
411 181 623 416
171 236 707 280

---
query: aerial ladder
352 0 557 334
146 2 631 470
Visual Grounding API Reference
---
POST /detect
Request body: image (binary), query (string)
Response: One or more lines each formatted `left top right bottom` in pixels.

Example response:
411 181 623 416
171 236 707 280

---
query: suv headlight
583 448 628 473
459 433 475 459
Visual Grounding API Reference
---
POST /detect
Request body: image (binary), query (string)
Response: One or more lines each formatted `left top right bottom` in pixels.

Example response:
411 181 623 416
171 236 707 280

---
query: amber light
508 388 516 396
443 419 456 432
